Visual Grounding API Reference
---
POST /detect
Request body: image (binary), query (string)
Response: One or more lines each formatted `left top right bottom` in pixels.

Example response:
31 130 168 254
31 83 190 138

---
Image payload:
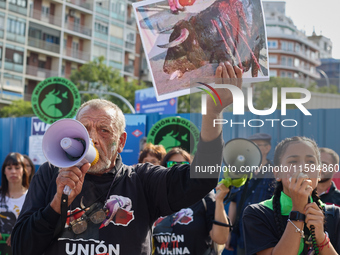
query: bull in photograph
158 0 266 80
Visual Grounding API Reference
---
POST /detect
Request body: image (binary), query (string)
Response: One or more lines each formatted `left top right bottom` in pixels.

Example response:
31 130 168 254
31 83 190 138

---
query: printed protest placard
133 0 269 101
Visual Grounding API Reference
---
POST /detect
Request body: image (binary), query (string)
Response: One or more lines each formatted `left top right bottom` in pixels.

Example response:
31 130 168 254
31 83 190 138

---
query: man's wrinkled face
77 106 124 174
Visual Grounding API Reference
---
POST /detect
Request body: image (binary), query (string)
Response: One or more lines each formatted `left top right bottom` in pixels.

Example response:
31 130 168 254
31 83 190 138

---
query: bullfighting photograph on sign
133 0 269 101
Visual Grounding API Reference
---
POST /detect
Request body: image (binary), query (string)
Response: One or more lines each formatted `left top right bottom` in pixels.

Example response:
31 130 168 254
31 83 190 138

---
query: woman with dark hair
243 136 340 255
0 152 29 252
160 147 191 168
23 155 35 184
152 147 230 255
138 143 166 165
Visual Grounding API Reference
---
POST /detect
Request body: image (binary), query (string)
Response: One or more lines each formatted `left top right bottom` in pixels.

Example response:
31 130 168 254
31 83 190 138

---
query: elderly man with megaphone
11 62 242 255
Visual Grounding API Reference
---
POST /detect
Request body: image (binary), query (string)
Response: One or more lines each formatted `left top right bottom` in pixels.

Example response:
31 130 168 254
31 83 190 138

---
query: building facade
0 0 150 107
263 1 321 86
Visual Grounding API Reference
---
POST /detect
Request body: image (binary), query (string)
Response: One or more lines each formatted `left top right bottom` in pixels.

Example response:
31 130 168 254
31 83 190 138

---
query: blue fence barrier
1 108 340 180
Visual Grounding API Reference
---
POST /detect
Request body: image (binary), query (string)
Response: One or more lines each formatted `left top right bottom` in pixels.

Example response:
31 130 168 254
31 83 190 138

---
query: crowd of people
1 62 340 255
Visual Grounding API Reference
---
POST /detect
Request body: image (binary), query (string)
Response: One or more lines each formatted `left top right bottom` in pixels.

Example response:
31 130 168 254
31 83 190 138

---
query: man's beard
318 178 331 183
87 145 117 174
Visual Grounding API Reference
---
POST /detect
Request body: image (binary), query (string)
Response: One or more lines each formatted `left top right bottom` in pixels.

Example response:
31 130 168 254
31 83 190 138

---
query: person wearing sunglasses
152 148 231 254
11 62 242 255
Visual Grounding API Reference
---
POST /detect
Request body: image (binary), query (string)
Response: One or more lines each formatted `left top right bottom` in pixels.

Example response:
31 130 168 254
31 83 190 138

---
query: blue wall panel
1 109 340 182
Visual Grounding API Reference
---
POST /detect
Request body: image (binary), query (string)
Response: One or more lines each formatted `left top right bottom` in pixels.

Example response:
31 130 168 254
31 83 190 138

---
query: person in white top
0 152 29 253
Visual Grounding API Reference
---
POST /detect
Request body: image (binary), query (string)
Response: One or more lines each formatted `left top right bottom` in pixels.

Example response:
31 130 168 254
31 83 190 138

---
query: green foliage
252 77 305 110
177 93 202 113
308 83 339 94
70 56 148 113
0 99 34 117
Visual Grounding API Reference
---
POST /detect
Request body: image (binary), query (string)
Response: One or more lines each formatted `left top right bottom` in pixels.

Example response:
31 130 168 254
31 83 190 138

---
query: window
45 34 59 44
17 0 26 7
95 22 108 34
72 42 79 51
0 47 2 60
112 1 125 15
269 55 277 64
281 71 286 77
110 46 122 63
42 6 49 16
6 17 25 35
281 41 287 51
287 72 292 78
281 56 286 65
287 57 293 67
13 52 23 64
74 17 80 25
269 70 277 77
294 58 300 67
268 40 278 49
295 43 300 53
288 42 294 52
93 43 107 57
125 29 135 43
38 60 45 68
0 16 4 30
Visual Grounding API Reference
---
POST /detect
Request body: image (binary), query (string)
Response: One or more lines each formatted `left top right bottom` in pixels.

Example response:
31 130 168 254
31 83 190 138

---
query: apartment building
263 1 321 86
0 0 150 107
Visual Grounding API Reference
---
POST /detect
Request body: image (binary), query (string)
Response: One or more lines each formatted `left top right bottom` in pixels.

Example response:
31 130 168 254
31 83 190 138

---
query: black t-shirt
11 134 223 255
243 203 340 255
152 191 215 254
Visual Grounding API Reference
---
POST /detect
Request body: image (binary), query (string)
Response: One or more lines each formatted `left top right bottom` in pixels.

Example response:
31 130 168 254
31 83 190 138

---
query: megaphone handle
63 185 72 196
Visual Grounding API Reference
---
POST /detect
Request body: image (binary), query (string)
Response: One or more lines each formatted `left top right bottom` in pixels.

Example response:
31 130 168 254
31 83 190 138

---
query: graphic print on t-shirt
153 208 194 254
63 195 134 238
153 208 193 235
0 204 17 234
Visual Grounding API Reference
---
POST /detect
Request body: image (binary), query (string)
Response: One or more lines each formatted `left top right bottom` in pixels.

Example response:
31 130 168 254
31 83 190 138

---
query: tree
0 99 34 117
70 56 148 113
252 77 305 110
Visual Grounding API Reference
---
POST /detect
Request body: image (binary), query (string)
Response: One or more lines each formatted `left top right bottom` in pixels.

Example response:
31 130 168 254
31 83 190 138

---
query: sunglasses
68 202 108 235
166 161 190 168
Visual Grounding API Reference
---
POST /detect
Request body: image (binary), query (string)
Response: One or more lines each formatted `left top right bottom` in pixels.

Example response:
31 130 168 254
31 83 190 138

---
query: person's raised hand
289 172 313 213
206 61 242 115
215 183 230 202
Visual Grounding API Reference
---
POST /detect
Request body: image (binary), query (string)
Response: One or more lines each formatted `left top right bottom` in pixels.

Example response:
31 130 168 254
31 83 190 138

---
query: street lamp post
317 69 330 88
79 90 136 113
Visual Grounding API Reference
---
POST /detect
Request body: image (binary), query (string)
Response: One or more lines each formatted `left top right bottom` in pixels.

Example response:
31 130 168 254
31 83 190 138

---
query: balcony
64 47 90 61
65 21 91 36
26 65 59 78
0 0 5 9
95 4 109 16
94 31 108 41
67 0 92 10
124 64 134 73
6 32 25 44
29 9 62 27
9 3 27 15
126 18 136 26
110 36 124 46
4 62 24 72
125 41 135 52
28 37 60 53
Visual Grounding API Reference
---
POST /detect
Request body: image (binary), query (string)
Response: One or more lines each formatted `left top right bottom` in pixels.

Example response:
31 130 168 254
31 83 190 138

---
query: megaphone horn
220 138 262 188
42 119 99 195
